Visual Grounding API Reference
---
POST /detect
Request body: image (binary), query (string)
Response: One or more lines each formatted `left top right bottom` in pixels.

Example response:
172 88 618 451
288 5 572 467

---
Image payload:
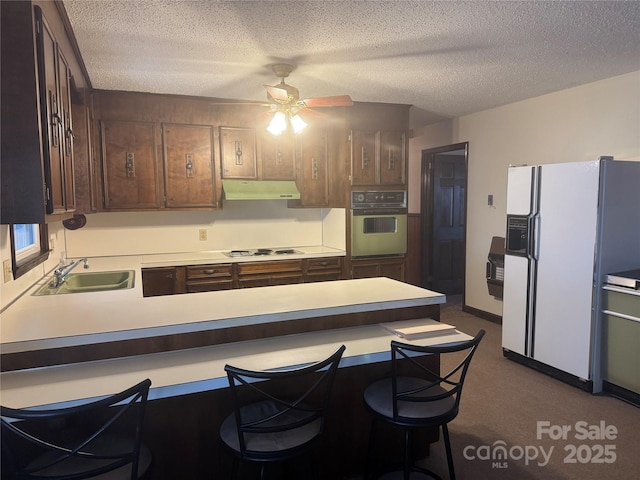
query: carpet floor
351 296 640 480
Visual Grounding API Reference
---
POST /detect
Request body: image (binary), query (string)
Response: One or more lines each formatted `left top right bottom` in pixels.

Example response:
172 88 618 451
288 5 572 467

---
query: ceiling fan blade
264 85 289 101
302 95 353 108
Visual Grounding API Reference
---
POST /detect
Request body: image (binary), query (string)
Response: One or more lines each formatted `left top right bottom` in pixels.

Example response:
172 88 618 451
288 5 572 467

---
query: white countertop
0 321 471 409
0 252 445 354
138 245 345 267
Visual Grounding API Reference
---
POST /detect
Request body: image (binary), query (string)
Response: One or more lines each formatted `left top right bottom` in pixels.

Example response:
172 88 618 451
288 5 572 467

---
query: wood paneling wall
406 213 422 286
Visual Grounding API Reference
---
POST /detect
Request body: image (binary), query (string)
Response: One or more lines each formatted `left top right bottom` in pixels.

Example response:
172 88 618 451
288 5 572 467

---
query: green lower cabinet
602 313 640 394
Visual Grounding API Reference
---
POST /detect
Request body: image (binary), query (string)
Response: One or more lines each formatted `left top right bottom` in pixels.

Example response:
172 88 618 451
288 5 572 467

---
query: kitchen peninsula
1 252 445 371
0 253 462 478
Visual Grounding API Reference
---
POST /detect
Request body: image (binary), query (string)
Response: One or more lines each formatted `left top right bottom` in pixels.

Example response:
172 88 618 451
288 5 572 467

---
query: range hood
222 180 301 200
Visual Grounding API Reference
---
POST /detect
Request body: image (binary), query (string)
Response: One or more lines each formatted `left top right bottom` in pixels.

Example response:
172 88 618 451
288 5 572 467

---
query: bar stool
219 345 345 479
363 331 485 479
1 378 153 480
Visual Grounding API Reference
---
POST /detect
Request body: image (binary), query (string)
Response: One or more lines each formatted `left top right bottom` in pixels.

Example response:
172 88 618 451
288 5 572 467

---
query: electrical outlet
198 229 207 241
3 259 13 283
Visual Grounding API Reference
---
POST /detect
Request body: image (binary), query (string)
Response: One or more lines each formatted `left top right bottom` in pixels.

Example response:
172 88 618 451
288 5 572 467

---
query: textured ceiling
62 0 640 128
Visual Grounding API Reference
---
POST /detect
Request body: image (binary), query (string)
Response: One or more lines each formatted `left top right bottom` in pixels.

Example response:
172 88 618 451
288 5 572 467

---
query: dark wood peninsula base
1 304 439 371
143 355 439 480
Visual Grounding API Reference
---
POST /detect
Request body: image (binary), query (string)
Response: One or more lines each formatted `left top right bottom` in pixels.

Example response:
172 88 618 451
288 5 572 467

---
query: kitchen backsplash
64 202 346 257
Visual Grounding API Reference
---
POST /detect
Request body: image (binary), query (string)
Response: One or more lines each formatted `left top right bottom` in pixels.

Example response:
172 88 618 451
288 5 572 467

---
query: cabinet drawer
306 272 342 283
305 257 342 271
603 289 640 319
186 279 234 293
187 264 233 279
236 260 302 275
238 272 303 289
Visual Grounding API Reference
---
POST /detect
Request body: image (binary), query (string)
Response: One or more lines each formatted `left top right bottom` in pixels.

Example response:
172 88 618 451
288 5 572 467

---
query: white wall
409 71 640 316
1 203 346 308
64 202 344 257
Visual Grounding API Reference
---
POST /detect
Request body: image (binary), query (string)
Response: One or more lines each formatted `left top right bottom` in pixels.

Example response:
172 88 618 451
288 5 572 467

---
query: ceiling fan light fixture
290 114 307 134
267 111 287 136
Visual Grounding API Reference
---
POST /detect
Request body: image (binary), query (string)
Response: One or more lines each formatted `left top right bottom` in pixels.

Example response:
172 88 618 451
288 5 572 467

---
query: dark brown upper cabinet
163 123 217 208
294 126 330 207
350 130 406 186
350 130 377 186
259 131 296 180
220 127 258 179
1 2 80 224
349 103 409 188
100 120 162 210
35 6 76 215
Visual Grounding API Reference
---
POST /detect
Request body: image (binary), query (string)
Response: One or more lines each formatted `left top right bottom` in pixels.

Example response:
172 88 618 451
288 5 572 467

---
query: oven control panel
351 191 407 209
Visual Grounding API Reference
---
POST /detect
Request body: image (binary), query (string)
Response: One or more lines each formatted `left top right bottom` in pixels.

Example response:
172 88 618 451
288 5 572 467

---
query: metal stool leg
442 424 456 480
365 418 377 479
403 428 411 480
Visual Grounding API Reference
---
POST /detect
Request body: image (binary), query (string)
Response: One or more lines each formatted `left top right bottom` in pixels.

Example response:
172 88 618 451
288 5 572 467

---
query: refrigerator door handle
530 214 541 261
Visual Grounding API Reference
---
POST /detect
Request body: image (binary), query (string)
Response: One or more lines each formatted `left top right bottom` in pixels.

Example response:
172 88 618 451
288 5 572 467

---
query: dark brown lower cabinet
141 267 183 297
304 257 343 282
237 260 303 288
185 264 234 293
351 257 406 282
142 257 346 296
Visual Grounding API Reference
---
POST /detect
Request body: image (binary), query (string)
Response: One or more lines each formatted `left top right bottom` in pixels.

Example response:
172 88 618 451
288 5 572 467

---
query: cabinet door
351 263 379 279
380 260 405 282
260 132 296 180
101 120 161 209
163 124 216 208
36 11 65 214
220 127 257 178
296 127 329 207
378 131 406 186
58 48 76 212
351 258 405 282
142 267 179 297
350 131 376 186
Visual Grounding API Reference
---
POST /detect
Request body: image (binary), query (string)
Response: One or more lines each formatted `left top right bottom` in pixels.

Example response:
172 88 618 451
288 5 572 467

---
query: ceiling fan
262 63 353 135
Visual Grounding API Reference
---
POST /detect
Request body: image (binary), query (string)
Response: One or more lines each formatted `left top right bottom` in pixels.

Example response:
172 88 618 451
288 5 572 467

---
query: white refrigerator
502 157 640 392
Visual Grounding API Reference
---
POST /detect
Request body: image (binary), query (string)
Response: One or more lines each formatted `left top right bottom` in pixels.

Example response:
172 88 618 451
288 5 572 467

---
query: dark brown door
421 144 468 296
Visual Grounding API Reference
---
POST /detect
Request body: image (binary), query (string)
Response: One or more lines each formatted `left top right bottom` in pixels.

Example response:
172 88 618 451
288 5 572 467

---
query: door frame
420 142 469 302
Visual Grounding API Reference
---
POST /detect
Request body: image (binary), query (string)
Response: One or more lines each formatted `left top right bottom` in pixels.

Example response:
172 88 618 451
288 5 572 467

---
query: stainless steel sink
34 270 135 296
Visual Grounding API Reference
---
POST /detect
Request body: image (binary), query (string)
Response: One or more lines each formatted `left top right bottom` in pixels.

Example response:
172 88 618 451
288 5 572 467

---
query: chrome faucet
50 258 89 288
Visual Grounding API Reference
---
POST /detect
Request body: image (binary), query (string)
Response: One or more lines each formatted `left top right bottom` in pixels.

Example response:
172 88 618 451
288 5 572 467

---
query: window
9 223 49 279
